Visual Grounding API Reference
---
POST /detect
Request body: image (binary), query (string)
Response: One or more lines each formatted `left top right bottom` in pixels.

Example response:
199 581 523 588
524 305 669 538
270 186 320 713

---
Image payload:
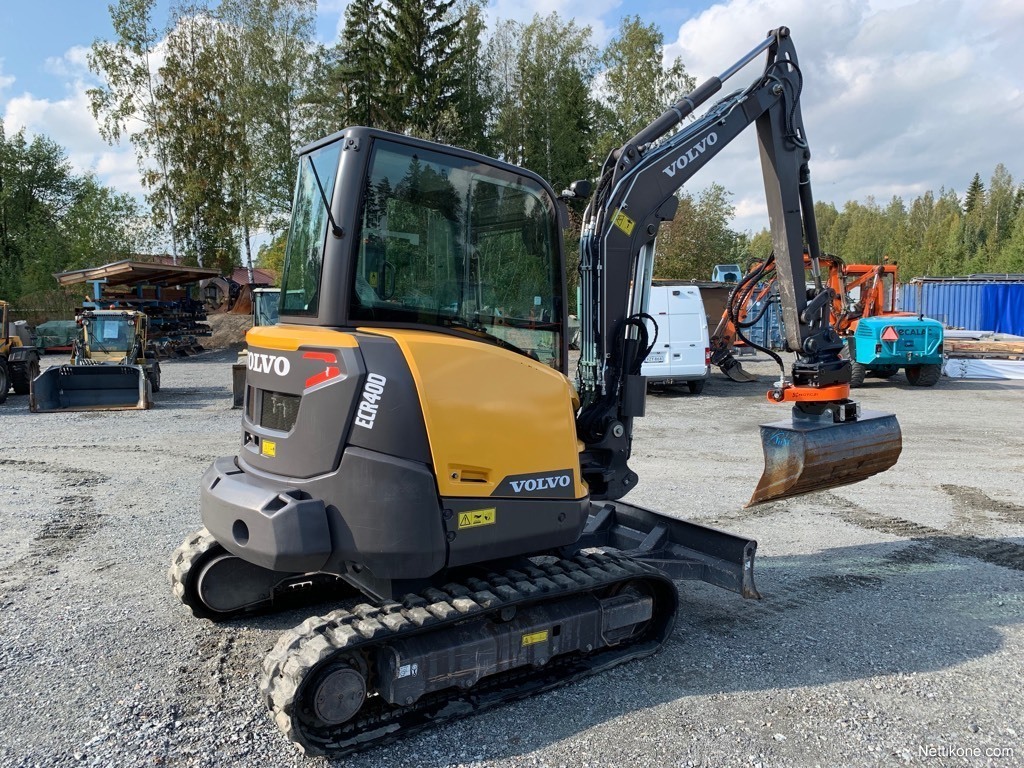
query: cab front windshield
351 141 564 369
85 316 136 353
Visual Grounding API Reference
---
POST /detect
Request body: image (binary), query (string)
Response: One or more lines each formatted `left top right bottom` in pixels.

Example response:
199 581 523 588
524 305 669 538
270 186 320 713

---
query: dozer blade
750 408 901 506
31 364 152 413
576 499 761 599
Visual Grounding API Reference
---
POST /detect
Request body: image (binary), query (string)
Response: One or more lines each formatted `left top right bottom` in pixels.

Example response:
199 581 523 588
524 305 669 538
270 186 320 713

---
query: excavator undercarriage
171 497 754 755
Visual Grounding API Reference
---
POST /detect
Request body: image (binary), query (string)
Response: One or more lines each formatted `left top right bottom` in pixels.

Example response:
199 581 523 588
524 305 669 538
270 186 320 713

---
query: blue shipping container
898 281 1024 336
744 291 785 350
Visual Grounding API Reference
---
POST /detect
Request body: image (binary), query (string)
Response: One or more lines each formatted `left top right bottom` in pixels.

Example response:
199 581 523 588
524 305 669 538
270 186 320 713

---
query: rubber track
260 549 676 757
168 527 225 619
168 527 349 620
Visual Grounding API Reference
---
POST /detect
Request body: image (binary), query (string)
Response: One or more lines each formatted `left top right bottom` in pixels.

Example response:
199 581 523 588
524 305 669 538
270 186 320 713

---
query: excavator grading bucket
750 409 901 506
719 357 759 383
30 364 152 413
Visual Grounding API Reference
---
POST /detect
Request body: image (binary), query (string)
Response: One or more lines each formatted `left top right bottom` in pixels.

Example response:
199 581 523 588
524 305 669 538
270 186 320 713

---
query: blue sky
2 1 1023 235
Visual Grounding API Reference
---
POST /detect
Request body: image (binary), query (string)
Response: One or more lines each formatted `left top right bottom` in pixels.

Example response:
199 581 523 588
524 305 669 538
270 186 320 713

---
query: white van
642 284 710 393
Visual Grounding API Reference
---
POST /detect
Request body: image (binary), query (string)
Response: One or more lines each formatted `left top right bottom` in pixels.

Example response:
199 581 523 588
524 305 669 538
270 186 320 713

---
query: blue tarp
980 284 1024 335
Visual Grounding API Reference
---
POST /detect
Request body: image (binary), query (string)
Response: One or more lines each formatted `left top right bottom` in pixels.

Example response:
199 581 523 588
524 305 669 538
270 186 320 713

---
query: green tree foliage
596 15 694 159
218 0 317 275
740 165 1024 281
256 230 288 275
381 0 462 139
0 122 151 301
329 0 386 129
88 0 180 260
964 173 984 213
653 184 737 280
437 1 491 153
83 2 1023 290
155 7 237 270
489 14 600 189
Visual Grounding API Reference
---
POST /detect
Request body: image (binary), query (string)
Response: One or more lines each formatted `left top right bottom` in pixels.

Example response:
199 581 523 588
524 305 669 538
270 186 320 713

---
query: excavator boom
573 27 901 505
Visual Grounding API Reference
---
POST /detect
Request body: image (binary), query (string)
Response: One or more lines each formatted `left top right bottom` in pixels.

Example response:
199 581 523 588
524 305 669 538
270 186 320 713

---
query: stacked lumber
944 337 1024 360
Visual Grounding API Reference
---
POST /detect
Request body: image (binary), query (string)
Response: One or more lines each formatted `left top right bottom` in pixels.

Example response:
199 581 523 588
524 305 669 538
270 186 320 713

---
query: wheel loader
0 299 42 405
31 309 160 412
171 27 902 755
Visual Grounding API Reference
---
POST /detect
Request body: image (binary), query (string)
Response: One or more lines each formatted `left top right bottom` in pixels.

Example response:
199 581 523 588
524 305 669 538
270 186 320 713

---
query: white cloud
0 59 14 95
43 45 92 78
484 0 620 44
662 0 1024 234
3 82 145 198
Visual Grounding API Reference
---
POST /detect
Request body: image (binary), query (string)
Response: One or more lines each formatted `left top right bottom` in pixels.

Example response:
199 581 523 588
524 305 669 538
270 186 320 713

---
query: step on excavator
170 27 902 756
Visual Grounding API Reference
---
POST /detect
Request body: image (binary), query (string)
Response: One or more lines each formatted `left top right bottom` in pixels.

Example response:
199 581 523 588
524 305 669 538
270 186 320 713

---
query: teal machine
847 315 944 387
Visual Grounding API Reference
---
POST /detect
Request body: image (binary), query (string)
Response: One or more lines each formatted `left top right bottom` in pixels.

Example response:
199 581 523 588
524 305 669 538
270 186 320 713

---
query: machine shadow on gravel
208 538 1021 768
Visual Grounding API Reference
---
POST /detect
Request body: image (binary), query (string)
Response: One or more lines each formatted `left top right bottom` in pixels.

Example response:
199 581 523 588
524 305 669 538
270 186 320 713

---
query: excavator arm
574 27 902 505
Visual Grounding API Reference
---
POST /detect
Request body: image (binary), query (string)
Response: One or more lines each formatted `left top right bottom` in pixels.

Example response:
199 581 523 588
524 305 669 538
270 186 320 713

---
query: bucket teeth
749 409 902 506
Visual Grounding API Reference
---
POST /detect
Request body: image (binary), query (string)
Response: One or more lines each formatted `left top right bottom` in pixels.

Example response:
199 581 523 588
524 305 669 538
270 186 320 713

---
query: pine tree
381 0 462 139
335 0 386 128
964 172 984 213
437 1 491 153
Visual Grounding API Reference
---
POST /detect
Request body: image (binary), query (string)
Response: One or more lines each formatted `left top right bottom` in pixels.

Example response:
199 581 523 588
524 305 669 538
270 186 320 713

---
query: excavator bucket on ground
719 357 759 383
30 364 151 413
750 409 902 506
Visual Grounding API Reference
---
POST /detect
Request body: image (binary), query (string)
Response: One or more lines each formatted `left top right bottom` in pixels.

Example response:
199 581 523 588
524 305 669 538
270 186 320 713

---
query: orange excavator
711 255 934 385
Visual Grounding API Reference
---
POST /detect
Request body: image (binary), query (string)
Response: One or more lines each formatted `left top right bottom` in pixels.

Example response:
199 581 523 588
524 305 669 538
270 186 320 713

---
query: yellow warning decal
612 209 635 236
458 508 496 529
521 630 549 647
261 439 277 457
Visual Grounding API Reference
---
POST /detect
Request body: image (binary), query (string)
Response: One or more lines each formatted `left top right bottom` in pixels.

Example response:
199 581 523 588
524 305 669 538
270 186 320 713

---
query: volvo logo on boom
247 352 290 376
662 132 718 178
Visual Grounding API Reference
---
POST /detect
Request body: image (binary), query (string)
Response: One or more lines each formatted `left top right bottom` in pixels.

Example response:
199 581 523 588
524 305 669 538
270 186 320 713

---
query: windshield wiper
307 156 344 238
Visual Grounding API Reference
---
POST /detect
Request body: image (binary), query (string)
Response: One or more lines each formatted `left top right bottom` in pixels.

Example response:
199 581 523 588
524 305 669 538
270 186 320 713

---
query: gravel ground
1 349 1022 768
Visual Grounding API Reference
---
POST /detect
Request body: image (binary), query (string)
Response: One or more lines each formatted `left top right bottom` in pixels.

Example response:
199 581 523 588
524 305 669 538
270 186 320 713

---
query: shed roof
53 260 220 289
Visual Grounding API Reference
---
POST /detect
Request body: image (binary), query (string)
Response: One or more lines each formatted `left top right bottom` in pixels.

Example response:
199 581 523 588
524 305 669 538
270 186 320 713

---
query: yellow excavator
31 309 160 412
0 299 42 405
170 27 902 755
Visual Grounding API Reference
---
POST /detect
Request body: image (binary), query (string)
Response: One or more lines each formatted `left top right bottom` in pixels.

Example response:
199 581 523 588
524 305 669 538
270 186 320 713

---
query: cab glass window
351 141 563 369
280 141 343 316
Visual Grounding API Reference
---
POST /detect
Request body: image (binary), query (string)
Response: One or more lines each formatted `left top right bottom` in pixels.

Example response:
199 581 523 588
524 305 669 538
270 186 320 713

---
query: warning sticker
521 630 549 647
881 326 899 342
261 439 276 457
458 508 496 529
612 209 635 236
